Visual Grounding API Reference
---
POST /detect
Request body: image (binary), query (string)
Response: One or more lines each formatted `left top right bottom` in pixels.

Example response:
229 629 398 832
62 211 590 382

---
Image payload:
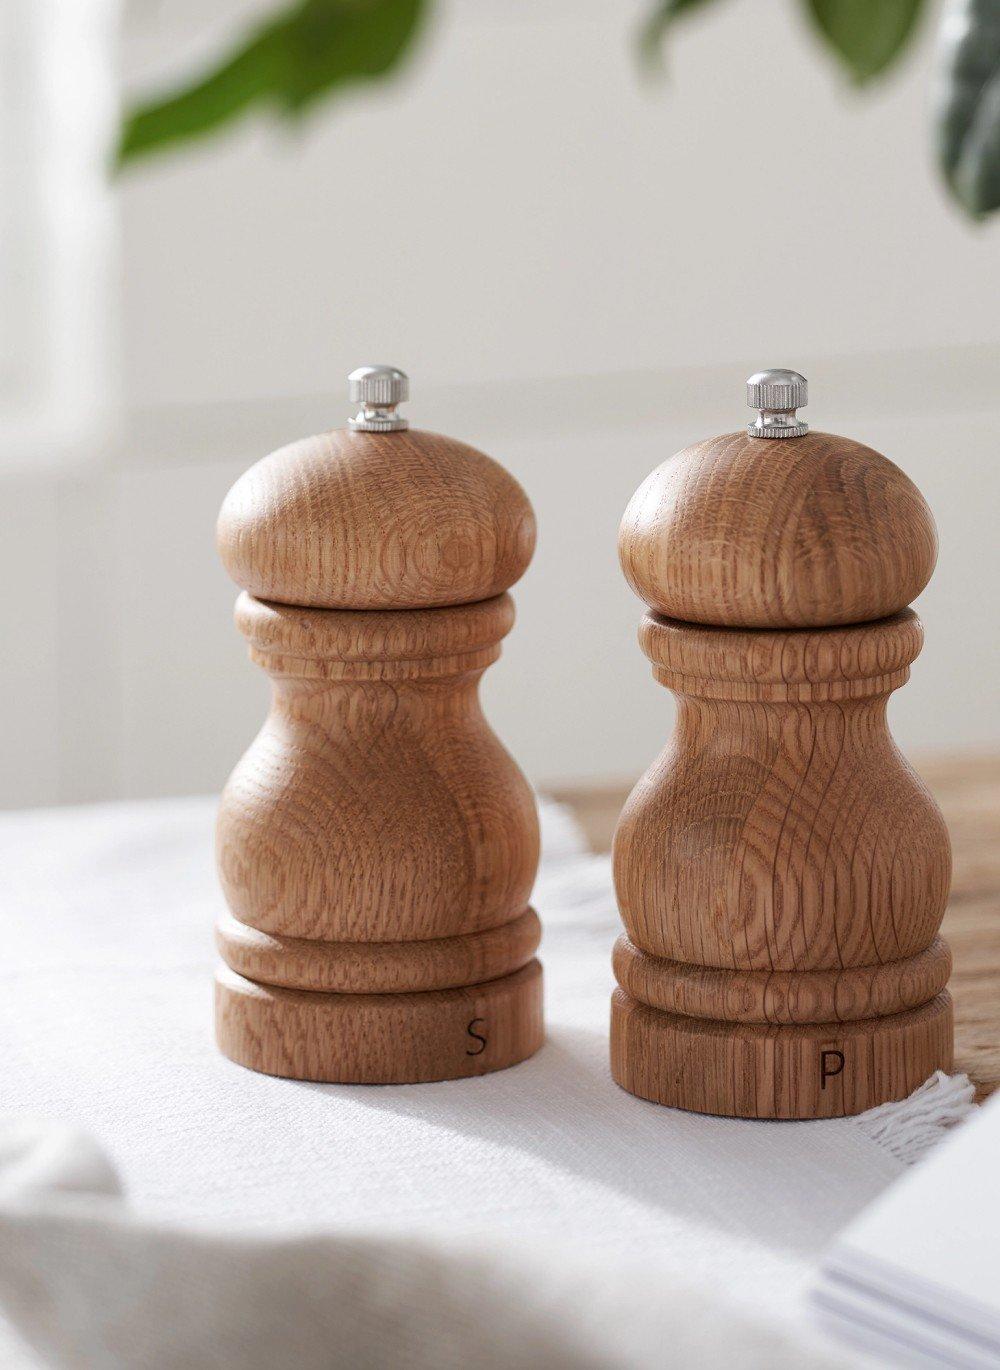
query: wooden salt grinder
214 366 543 1082
611 369 953 1119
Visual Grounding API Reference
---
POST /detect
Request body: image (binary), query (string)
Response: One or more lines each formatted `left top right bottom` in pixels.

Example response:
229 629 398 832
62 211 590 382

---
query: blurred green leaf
936 0 1000 216
803 0 925 83
638 0 729 73
118 0 426 167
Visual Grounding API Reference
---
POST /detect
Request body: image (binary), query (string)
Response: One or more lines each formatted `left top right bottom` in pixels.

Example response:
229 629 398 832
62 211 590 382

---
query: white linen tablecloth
0 797 973 1368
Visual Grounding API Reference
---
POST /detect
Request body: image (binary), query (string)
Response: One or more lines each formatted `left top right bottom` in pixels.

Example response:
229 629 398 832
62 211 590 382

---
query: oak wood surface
551 753 1000 1101
216 960 543 1084
612 934 951 1025
217 428 536 611
616 613 951 976
609 619 952 1117
217 595 539 945
610 990 952 1120
216 907 541 994
619 431 937 629
611 427 952 1119
215 425 542 1084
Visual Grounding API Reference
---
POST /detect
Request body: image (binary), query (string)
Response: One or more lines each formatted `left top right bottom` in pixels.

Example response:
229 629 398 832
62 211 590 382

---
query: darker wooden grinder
214 367 543 1082
611 370 953 1119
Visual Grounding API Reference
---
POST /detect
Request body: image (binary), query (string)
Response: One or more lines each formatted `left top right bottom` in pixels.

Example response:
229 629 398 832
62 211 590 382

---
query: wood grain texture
610 989 952 1120
216 907 541 993
611 428 951 1118
613 934 951 1025
551 753 1000 1102
217 595 539 944
215 425 541 1083
619 431 937 629
216 960 543 1084
217 428 536 610
610 618 953 1118
615 614 951 974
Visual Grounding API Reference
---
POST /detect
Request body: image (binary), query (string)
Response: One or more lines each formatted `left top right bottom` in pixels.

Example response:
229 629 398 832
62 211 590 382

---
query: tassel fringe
854 1070 976 1165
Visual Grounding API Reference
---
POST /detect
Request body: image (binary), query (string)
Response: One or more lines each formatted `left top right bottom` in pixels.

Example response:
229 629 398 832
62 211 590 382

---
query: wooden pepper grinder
214 366 543 1082
611 370 953 1119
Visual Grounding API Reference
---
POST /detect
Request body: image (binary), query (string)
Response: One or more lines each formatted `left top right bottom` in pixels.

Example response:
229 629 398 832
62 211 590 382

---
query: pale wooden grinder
611 370 953 1119
214 366 543 1082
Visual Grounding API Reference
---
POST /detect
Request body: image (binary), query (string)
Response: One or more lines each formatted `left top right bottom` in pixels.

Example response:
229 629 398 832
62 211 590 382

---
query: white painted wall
2 0 998 808
118 0 999 407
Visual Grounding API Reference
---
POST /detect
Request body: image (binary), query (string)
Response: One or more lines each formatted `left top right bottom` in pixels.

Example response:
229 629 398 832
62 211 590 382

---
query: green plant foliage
936 0 1000 216
117 0 427 167
117 0 999 218
803 0 926 84
638 0 729 72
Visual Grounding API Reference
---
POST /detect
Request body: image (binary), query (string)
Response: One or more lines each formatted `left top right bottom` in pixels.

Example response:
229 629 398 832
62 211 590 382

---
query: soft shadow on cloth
293 1031 973 1265
0 1115 848 1370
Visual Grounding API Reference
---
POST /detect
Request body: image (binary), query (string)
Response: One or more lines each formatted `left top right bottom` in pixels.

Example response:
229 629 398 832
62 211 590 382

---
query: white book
813 1090 1000 1368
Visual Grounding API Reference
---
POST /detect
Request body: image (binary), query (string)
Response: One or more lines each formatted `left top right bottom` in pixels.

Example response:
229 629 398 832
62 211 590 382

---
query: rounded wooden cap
619 430 938 628
218 427 536 610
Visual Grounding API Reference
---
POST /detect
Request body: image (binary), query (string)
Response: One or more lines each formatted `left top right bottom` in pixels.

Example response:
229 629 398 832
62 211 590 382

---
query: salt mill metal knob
746 367 809 438
348 364 410 432
612 370 952 1118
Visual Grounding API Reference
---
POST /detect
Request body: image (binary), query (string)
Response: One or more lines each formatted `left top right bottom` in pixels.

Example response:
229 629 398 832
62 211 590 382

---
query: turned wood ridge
215 372 542 1082
612 384 953 1119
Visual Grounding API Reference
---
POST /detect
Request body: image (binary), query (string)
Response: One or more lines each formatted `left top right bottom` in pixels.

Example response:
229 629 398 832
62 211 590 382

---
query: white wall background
118 0 999 404
2 0 998 808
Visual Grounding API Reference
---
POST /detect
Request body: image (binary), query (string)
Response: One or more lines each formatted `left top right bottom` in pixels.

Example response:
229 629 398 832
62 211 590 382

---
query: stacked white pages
814 1089 1000 1368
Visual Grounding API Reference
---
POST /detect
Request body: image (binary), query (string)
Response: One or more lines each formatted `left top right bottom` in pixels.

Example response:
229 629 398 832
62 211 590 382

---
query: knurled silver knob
746 368 808 439
348 365 409 432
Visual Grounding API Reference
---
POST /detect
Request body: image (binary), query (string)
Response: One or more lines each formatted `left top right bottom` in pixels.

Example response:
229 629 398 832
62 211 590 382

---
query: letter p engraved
466 1018 488 1056
820 1049 845 1090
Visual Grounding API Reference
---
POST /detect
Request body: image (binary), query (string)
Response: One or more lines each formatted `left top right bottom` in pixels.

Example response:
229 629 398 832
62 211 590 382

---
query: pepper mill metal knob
746 367 809 438
611 371 952 1119
214 368 543 1082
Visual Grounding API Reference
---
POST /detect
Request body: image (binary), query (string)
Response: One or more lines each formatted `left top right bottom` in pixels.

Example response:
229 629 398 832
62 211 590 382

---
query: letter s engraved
466 1017 488 1056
